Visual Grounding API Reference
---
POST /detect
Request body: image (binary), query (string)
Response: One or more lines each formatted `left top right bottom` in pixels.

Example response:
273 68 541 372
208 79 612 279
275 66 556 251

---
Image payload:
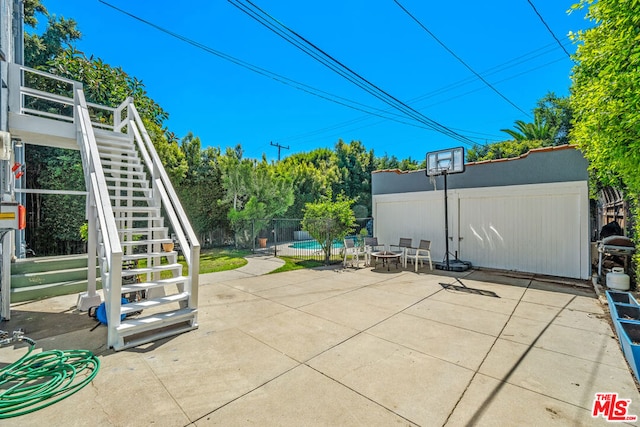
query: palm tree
500 116 553 143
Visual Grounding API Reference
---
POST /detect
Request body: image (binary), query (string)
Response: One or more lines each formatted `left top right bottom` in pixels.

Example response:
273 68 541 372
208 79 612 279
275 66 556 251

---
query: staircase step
112 206 159 213
11 254 89 274
121 238 173 246
99 149 138 159
102 165 145 175
110 195 151 202
120 292 190 315
114 309 197 350
108 188 152 197
94 128 132 142
115 307 196 335
103 168 146 178
121 276 187 293
117 226 168 234
102 158 141 168
121 262 182 276
122 251 175 262
107 183 150 191
11 266 97 288
112 218 165 228
104 176 148 185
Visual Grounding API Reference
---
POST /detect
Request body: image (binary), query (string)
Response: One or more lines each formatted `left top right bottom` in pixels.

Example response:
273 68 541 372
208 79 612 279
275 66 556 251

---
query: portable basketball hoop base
426 147 471 272
434 259 472 272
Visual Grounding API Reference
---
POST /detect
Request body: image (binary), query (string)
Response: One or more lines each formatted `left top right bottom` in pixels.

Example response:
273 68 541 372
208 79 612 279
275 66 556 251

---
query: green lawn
137 248 250 279
138 248 335 279
269 256 326 273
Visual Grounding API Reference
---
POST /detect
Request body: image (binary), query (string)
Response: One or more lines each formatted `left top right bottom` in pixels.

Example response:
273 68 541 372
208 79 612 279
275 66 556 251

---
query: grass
137 248 338 279
269 256 327 274
195 248 250 273
137 248 250 279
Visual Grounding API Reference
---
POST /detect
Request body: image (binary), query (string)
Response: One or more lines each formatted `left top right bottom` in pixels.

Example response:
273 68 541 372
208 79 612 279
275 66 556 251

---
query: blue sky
42 0 590 162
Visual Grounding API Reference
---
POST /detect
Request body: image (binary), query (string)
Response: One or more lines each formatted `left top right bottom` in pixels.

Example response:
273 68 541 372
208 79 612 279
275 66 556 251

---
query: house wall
371 146 591 279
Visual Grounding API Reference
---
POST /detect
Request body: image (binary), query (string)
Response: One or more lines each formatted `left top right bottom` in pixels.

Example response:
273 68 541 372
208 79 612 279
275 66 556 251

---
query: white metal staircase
7 63 200 350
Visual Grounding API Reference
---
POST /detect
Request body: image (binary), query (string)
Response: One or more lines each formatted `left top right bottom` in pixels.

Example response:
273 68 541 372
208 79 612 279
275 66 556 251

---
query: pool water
289 239 344 250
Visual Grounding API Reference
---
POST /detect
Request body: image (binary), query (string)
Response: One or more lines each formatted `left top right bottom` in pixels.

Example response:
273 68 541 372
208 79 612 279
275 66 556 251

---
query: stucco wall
372 145 589 195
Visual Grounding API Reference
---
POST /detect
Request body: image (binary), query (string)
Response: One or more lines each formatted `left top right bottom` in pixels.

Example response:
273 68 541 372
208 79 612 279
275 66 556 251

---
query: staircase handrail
76 89 122 255
127 103 201 264
76 88 123 332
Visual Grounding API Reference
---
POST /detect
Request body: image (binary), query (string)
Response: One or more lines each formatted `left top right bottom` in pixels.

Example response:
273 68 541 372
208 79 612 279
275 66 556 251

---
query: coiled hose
0 332 100 419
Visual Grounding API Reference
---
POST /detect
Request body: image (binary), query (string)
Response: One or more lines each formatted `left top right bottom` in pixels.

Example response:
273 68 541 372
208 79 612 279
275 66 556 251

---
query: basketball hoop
425 147 469 272
426 147 465 177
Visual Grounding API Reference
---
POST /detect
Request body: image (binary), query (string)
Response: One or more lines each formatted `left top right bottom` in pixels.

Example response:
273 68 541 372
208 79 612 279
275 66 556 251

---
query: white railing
75 89 123 340
126 101 200 308
8 63 77 122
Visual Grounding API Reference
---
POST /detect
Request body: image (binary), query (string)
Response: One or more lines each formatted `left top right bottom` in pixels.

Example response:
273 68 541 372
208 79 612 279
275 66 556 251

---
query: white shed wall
372 181 590 279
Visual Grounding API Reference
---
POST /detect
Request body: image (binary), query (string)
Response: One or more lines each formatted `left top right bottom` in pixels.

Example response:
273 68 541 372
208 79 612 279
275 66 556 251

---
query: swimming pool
289 239 344 250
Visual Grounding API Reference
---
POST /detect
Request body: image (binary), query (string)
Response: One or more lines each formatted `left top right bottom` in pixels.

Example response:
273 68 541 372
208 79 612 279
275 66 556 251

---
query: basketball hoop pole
443 169 450 271
426 146 466 272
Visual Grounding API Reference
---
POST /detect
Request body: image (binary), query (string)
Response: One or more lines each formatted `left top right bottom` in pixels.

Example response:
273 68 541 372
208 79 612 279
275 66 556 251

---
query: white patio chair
390 237 413 268
364 237 385 266
410 239 433 272
343 238 363 268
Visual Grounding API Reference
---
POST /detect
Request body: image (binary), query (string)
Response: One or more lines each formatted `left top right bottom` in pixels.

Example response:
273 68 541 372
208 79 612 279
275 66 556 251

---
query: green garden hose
0 332 100 419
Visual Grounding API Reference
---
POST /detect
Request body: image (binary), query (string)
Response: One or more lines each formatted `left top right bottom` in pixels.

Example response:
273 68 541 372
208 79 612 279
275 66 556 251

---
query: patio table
371 251 402 271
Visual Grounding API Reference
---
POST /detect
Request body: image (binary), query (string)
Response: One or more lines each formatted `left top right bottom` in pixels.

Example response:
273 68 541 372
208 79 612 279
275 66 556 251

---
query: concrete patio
1 257 639 426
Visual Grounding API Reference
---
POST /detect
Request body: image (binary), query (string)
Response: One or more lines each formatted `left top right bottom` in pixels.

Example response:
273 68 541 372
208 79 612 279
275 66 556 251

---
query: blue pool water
289 239 344 250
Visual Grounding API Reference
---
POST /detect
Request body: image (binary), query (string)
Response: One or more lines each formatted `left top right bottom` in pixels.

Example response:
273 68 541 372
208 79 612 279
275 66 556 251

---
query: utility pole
270 141 289 161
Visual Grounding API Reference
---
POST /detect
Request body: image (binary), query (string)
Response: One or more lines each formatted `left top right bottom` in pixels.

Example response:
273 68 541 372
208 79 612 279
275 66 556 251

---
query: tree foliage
176 134 227 241
302 193 356 263
467 91 573 162
569 0 640 274
221 148 294 245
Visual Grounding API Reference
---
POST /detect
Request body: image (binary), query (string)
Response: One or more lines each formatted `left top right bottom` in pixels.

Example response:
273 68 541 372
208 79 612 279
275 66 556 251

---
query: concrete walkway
1 259 639 426
199 253 285 283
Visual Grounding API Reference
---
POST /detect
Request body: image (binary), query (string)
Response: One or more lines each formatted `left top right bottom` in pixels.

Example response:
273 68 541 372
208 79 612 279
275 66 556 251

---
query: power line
98 0 488 154
525 0 573 60
393 0 531 118
228 0 477 147
275 42 569 146
97 1 422 128
270 141 289 161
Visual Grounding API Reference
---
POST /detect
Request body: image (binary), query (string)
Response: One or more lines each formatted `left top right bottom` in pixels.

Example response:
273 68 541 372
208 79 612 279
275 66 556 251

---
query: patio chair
343 238 363 268
390 238 413 268
409 239 433 272
363 237 385 266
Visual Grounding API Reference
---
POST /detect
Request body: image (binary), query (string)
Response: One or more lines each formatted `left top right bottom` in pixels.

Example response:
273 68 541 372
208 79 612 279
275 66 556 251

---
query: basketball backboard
426 147 465 176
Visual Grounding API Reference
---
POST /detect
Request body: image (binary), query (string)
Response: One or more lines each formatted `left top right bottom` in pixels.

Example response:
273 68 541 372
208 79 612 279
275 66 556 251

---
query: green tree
24 1 80 68
277 148 340 218
221 147 294 246
500 117 552 143
466 139 546 162
334 140 375 217
534 92 573 146
177 134 227 240
569 0 640 275
25 146 86 255
302 193 357 264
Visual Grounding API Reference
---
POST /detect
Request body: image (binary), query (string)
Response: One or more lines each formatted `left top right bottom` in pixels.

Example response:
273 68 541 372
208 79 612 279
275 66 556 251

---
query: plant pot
606 290 639 306
162 242 175 252
618 321 640 382
258 237 267 248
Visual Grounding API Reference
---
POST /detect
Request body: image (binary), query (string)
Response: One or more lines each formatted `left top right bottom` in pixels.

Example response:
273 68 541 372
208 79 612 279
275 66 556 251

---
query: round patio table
371 251 402 271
